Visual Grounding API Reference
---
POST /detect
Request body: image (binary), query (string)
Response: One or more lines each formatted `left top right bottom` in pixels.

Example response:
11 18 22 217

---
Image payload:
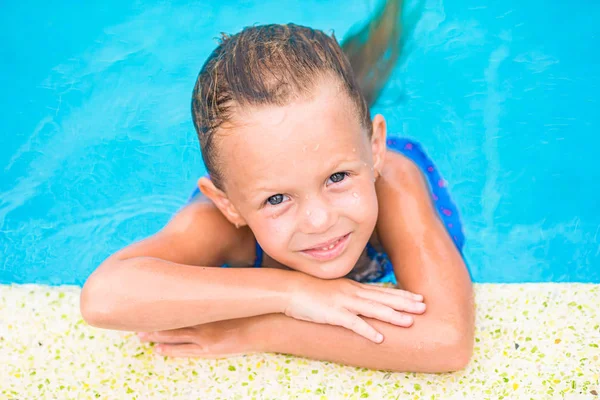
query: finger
335 311 384 343
155 343 249 359
351 300 415 327
137 328 195 344
360 283 424 301
155 343 206 357
356 290 426 315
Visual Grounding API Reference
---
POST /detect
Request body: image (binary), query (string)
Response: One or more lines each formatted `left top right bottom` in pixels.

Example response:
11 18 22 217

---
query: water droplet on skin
353 192 359 198
313 144 320 151
306 210 311 216
352 148 356 152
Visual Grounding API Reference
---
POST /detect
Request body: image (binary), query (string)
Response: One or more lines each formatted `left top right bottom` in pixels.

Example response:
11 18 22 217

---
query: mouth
300 233 352 261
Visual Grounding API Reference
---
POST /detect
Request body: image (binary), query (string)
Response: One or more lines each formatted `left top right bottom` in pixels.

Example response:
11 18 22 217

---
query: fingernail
415 303 426 312
375 333 384 343
414 294 423 301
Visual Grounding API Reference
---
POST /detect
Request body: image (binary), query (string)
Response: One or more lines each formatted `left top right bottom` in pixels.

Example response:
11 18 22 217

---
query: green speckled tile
1 284 599 399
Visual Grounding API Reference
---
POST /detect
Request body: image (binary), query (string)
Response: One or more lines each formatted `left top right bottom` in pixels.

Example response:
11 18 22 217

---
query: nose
300 195 337 234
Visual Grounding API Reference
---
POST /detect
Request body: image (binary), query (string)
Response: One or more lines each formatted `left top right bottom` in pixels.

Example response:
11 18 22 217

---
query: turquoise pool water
1 0 598 285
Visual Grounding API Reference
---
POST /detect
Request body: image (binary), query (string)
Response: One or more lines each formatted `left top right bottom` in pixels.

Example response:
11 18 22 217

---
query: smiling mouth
300 233 351 261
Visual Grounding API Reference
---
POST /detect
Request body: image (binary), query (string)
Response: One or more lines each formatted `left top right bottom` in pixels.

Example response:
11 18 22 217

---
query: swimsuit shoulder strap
253 240 264 268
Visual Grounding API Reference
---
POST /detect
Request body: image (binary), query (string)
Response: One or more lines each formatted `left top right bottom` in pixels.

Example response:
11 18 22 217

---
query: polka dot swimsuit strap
386 137 465 252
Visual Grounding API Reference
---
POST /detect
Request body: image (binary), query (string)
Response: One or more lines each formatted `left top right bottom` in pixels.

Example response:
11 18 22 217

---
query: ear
197 177 247 228
370 114 387 178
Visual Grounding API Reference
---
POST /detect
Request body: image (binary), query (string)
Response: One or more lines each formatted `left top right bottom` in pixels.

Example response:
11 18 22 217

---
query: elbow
410 324 475 374
427 299 476 373
436 316 475 372
439 327 474 372
384 325 474 373
80 274 117 329
80 282 108 328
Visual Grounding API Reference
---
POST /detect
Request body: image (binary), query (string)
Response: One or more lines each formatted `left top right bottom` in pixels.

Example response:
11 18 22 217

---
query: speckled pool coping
1 283 598 399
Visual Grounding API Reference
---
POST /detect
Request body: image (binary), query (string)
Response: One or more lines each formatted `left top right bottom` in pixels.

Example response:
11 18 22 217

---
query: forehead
218 83 368 193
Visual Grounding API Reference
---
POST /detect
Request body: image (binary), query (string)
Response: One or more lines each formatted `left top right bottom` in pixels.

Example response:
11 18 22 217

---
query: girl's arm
375 152 475 353
80 200 295 331
235 154 474 373
81 197 424 336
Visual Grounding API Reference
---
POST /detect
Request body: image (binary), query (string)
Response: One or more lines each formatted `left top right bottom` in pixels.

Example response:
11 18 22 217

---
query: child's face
218 79 386 279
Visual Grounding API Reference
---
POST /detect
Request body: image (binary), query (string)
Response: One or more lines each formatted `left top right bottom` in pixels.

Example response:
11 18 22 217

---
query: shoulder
164 197 232 237
111 196 256 267
375 149 440 233
379 150 430 196
168 198 257 266
372 148 450 263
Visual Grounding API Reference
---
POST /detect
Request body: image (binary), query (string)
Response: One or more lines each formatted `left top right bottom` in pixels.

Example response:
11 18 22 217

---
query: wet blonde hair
191 23 372 189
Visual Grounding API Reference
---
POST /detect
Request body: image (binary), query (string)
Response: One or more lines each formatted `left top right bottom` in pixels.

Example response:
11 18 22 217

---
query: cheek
331 182 378 223
251 214 295 249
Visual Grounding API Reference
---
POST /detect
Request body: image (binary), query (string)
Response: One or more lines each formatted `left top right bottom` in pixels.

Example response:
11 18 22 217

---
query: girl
81 8 474 373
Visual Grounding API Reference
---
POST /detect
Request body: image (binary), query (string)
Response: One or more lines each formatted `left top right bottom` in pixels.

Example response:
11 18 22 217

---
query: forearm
240 220 474 372
387 222 475 338
244 311 470 373
375 158 475 351
80 257 295 332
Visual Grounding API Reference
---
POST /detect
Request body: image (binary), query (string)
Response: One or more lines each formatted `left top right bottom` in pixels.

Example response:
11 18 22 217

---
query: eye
266 194 287 206
328 172 348 185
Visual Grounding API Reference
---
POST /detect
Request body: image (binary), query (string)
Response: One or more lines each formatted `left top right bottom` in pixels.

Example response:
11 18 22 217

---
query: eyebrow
320 155 364 179
327 156 362 171
248 156 363 197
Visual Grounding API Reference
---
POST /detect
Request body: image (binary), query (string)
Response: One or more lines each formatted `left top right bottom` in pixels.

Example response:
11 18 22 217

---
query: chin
310 254 360 280
287 234 366 280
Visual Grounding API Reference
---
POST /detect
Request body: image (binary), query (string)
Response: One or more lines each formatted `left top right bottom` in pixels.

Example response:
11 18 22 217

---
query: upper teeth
319 241 338 251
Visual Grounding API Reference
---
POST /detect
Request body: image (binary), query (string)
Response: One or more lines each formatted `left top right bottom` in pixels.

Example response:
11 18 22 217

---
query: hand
136 319 255 358
284 276 426 343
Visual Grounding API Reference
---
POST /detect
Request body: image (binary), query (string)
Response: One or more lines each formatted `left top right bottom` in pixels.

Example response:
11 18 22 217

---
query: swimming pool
1 0 598 285
2 1 599 399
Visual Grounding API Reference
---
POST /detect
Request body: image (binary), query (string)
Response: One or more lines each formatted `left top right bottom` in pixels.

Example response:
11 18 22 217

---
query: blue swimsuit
187 137 465 284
